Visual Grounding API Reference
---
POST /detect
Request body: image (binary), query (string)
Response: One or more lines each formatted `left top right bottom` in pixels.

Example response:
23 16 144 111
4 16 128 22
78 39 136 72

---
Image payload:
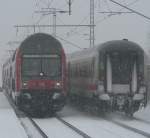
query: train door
105 52 137 94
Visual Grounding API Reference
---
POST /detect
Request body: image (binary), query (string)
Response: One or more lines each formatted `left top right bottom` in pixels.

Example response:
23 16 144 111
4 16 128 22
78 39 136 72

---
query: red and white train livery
3 33 67 116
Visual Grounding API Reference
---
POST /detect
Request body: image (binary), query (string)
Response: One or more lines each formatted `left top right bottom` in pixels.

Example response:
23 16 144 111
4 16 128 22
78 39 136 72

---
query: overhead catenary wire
109 0 150 21
63 0 141 39
66 15 89 37
96 0 142 24
55 35 83 49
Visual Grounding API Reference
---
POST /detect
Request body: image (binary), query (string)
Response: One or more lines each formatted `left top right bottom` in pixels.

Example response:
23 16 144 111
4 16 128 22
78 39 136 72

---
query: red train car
2 33 67 116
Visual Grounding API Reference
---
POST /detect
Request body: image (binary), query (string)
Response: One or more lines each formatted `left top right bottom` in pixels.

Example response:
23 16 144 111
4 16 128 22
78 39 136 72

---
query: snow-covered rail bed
104 109 150 138
107 117 150 138
34 117 84 138
55 106 147 138
20 117 49 138
4 91 48 138
0 92 28 138
5 88 150 138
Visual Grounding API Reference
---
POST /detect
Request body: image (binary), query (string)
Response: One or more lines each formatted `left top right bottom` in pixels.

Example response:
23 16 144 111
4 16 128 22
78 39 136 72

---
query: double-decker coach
3 33 67 116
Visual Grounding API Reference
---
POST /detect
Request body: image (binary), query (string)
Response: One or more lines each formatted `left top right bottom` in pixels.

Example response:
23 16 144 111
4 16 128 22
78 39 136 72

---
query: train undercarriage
15 90 66 117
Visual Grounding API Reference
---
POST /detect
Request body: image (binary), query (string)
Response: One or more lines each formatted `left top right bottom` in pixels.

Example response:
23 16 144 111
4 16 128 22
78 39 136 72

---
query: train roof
19 33 63 55
68 39 144 62
98 39 144 52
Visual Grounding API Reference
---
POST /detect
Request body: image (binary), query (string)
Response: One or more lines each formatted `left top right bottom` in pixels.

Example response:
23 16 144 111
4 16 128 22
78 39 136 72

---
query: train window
10 67 12 77
42 57 61 78
22 58 41 76
110 52 132 84
22 56 61 79
99 56 104 81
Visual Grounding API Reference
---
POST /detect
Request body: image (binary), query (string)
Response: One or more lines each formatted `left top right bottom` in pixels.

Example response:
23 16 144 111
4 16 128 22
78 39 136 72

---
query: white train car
68 39 148 116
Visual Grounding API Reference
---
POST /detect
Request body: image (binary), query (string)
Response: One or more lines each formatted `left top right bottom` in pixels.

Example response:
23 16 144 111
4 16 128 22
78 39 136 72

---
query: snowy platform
0 92 27 138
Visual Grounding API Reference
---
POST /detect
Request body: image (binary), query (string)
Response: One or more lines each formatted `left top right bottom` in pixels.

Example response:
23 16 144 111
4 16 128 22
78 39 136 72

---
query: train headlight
40 72 44 76
54 82 62 89
23 82 27 86
56 82 61 86
139 86 146 94
22 82 28 88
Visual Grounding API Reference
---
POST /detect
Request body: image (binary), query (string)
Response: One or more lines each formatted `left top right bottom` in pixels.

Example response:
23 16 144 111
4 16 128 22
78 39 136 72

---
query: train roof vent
123 38 128 41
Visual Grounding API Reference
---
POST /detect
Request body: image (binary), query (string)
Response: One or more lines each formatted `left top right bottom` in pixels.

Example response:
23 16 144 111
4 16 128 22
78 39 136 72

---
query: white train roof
67 39 144 62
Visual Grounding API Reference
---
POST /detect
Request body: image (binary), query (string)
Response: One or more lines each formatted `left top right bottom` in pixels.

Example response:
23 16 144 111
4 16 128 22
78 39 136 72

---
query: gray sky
0 0 150 84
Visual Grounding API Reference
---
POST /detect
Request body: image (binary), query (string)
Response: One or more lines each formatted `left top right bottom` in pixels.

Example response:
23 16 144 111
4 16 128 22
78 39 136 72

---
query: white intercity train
68 39 148 116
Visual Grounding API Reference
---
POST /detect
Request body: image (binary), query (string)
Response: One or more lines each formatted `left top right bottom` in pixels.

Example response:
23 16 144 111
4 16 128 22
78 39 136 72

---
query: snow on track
20 117 47 138
4 91 48 138
34 117 83 138
0 92 27 138
57 106 147 138
103 104 150 137
135 104 150 123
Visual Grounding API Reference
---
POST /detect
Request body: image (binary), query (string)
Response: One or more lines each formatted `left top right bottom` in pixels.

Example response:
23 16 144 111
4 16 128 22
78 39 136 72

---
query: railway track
5 91 91 138
133 116 150 125
20 117 48 138
55 114 92 138
4 91 48 138
4 91 150 138
56 114 150 138
108 119 150 138
101 112 150 138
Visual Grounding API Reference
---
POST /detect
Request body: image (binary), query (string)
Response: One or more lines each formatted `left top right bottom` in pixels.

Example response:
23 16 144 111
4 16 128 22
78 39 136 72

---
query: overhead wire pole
53 8 56 37
90 0 95 47
35 8 70 37
15 1 95 48
68 0 72 15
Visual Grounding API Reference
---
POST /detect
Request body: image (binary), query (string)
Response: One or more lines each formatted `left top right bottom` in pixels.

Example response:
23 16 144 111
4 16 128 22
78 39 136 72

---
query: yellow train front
68 39 147 116
3 33 67 116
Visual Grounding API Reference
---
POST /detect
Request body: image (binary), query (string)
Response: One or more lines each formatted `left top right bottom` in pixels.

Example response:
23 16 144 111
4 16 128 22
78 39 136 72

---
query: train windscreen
22 54 61 79
110 52 135 84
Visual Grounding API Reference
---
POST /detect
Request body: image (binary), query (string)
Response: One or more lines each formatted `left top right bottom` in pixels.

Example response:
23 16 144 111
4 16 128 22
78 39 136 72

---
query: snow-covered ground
35 118 82 138
105 103 150 134
56 104 150 138
135 104 150 122
0 92 27 138
0 90 150 138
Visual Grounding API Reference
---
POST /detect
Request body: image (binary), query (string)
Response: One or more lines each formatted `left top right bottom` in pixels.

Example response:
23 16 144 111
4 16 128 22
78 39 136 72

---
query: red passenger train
2 33 67 116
